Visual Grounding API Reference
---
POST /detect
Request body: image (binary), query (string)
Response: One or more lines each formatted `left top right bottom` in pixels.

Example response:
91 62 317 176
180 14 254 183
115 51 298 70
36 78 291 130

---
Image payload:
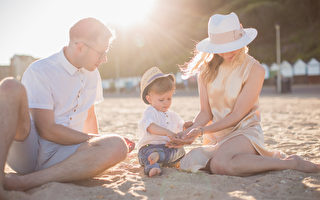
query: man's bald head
69 18 113 47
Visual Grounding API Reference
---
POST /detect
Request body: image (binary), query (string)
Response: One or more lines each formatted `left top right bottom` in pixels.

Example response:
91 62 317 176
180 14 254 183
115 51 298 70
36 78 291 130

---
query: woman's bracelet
199 127 204 136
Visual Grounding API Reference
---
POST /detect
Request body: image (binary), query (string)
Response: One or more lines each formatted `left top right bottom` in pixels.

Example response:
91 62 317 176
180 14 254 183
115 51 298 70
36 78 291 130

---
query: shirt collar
149 105 168 115
58 48 81 76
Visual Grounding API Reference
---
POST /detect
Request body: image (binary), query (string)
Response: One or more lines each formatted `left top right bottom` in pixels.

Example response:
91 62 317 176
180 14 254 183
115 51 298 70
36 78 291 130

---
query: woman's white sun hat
196 12 257 54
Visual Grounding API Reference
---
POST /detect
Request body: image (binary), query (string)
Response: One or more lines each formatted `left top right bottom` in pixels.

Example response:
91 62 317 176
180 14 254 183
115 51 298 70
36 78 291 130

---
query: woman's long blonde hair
182 47 248 85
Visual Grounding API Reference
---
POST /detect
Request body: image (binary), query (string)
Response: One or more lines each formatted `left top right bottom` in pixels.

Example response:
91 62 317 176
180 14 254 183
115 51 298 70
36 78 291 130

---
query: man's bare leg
0 78 30 198
4 134 128 191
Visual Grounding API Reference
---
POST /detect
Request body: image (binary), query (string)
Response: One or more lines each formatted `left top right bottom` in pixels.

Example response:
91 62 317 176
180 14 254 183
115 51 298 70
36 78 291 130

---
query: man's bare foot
148 168 161 177
286 155 320 173
148 152 160 165
4 173 27 191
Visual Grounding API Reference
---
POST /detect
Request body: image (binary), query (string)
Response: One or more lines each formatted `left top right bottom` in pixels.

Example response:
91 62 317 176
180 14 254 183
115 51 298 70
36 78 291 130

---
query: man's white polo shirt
22 48 103 132
6 49 104 172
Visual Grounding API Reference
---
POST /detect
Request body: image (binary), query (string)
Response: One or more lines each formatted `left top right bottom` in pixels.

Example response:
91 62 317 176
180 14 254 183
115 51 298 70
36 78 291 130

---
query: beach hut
307 58 320 76
115 79 126 90
280 61 293 77
293 59 307 76
101 79 112 89
175 71 183 84
121 77 140 92
269 63 279 78
128 76 140 92
292 59 307 84
132 76 141 87
261 63 270 79
306 58 320 84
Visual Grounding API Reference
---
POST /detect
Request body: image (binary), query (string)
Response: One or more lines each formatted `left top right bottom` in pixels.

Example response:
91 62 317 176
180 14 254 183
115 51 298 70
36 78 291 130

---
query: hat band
147 73 165 84
209 28 244 44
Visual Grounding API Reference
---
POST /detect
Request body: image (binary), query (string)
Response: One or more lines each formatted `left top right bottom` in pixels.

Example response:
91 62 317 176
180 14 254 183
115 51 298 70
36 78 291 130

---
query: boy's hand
176 131 185 139
166 136 196 148
183 121 194 131
166 131 176 140
166 141 184 148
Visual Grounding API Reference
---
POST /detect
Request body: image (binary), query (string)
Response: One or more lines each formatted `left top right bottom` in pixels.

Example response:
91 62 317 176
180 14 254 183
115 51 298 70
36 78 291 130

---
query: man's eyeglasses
76 42 108 60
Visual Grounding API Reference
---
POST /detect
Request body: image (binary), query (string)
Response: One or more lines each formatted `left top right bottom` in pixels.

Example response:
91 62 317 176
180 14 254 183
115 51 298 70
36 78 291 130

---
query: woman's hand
183 121 194 131
182 127 202 140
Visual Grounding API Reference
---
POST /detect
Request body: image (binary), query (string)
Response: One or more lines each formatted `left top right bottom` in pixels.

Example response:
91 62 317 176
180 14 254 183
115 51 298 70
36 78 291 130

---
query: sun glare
105 0 156 27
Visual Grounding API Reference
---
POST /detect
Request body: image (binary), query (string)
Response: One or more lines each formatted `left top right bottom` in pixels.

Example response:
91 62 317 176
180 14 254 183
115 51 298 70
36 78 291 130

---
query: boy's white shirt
137 105 184 149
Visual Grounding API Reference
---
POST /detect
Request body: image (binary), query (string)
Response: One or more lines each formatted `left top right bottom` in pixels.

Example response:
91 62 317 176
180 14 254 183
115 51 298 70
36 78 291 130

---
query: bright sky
0 0 156 65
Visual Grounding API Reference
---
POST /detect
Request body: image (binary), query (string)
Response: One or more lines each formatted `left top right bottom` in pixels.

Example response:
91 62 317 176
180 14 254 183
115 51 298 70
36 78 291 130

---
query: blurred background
104 0 320 78
0 0 319 92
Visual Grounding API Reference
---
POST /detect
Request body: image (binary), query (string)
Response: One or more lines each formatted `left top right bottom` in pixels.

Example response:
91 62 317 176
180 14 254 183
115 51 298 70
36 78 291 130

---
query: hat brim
196 28 257 54
142 74 175 104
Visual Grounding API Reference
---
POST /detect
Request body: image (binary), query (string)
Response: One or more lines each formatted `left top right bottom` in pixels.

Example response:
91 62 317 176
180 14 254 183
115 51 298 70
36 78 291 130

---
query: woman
169 12 320 175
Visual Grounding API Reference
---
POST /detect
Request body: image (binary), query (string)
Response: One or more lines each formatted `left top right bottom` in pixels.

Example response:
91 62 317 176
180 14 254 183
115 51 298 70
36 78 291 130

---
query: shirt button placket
165 112 169 125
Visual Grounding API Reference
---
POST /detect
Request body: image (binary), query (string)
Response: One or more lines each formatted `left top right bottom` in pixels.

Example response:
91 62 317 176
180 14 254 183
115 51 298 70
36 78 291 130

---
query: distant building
10 55 37 80
0 65 12 80
293 59 307 84
280 61 293 77
293 59 307 76
307 58 320 76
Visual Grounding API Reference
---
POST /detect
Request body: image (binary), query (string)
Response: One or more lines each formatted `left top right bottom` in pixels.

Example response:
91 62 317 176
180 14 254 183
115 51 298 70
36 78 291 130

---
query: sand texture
5 87 320 200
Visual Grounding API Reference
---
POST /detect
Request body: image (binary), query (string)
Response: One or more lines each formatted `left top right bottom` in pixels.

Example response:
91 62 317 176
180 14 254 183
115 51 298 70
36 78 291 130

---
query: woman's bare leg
209 135 320 176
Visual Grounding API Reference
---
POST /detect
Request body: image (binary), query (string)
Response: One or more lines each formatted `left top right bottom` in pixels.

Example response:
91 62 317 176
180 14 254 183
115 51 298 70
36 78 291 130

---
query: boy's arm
147 123 176 139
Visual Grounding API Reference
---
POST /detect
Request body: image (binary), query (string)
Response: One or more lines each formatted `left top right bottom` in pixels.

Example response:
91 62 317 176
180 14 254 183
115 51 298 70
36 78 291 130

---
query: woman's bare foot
286 155 320 173
148 152 160 165
4 173 27 191
273 151 286 159
148 168 161 177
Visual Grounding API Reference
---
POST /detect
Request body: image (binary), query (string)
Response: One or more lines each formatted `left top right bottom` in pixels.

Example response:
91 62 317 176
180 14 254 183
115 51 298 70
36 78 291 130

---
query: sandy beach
5 85 320 200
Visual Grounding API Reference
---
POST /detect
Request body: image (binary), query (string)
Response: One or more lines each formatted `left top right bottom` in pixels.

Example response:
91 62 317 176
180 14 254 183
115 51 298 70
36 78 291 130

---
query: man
0 18 128 196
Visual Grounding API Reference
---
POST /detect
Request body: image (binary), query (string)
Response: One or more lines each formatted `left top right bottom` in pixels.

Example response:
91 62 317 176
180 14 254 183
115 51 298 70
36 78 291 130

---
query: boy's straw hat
196 12 257 53
140 67 175 104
